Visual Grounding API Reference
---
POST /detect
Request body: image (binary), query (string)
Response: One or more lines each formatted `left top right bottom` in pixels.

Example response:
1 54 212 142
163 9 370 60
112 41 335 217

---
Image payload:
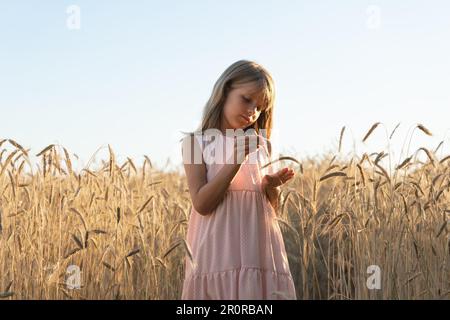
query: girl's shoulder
254 132 272 158
264 137 272 157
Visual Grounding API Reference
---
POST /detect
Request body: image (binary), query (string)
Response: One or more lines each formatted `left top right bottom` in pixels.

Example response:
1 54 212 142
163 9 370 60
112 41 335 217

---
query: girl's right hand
232 133 263 165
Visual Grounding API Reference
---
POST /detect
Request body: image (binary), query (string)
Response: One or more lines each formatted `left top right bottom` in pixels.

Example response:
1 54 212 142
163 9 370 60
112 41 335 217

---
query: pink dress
181 133 297 300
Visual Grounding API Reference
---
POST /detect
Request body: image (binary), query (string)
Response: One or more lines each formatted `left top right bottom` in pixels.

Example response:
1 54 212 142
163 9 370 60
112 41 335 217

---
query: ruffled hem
181 266 297 300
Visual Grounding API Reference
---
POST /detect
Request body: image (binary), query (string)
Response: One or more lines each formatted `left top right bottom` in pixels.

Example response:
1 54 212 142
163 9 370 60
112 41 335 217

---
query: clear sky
1 1 449 173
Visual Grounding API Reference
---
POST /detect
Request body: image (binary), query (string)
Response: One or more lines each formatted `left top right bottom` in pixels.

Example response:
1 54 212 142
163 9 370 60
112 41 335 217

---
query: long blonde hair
191 60 276 140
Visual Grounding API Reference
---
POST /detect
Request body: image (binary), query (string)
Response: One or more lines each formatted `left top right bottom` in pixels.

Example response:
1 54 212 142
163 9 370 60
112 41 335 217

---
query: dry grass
0 125 449 300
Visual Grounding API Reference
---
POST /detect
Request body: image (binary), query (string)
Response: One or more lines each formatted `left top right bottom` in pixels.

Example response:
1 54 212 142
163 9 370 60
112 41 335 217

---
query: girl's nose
247 104 257 116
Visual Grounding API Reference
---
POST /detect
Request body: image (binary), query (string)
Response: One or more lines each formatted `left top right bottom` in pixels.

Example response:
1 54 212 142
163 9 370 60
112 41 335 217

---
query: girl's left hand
261 167 295 189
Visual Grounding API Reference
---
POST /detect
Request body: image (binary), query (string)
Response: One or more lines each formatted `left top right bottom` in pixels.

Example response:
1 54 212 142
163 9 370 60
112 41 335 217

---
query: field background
0 124 449 300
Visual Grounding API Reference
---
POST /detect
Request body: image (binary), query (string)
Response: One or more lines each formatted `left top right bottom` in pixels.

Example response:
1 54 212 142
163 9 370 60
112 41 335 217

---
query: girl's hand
232 134 263 164
261 167 295 189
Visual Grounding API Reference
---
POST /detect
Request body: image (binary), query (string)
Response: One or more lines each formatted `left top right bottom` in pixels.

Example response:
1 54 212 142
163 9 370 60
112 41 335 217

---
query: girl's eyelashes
242 96 262 112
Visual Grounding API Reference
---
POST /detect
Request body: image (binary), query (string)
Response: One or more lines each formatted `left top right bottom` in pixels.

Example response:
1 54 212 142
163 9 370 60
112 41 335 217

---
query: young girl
180 60 297 300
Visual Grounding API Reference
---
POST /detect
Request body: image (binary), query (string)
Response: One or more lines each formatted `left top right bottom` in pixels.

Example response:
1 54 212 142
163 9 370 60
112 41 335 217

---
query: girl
180 60 297 300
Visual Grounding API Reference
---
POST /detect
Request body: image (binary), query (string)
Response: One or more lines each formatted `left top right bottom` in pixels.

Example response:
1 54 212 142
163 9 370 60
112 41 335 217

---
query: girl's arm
182 135 245 216
265 185 281 212
262 139 281 212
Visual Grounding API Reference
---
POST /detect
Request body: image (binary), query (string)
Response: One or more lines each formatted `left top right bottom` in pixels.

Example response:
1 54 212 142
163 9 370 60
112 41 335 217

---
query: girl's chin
232 122 246 129
225 122 252 131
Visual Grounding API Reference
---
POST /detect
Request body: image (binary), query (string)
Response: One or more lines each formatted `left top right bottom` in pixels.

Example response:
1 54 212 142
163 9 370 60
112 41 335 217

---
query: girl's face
220 82 265 132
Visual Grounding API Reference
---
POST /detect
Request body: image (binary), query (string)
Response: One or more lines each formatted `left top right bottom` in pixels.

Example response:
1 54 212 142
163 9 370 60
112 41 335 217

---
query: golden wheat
0 131 448 300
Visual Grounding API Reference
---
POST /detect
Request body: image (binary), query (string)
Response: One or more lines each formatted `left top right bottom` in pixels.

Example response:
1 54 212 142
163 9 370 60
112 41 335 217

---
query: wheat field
0 123 449 300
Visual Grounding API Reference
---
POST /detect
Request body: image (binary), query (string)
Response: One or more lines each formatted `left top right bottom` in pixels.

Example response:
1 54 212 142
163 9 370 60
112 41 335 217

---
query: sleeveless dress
181 132 297 300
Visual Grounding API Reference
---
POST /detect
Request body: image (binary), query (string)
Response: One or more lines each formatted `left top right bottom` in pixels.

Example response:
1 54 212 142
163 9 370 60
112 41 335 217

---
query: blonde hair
189 60 276 140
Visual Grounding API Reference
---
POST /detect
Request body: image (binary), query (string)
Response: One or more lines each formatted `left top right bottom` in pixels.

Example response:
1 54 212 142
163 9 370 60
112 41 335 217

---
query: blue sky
1 1 449 173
